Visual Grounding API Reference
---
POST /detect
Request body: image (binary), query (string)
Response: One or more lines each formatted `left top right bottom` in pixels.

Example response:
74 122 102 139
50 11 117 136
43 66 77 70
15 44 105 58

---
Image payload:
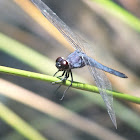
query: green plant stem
0 102 47 140
92 0 140 32
0 65 140 104
1 33 140 131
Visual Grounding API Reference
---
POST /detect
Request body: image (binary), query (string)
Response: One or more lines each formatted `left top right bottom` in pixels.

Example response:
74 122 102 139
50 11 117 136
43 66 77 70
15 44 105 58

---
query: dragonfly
31 0 127 128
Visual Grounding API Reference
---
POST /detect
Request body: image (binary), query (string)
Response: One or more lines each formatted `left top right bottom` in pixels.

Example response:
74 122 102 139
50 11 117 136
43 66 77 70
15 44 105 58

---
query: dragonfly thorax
56 57 69 70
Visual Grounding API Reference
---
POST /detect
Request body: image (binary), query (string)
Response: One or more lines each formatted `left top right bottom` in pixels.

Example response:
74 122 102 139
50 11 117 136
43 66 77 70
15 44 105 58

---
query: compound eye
55 57 69 70
62 60 69 69
62 60 68 66
56 57 64 62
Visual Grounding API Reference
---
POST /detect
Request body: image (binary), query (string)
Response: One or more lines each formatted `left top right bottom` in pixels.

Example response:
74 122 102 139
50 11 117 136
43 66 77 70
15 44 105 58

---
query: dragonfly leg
60 70 73 100
52 70 68 84
53 70 66 78
57 71 66 78
53 71 69 96
53 70 60 76
54 84 62 95
52 71 66 84
61 71 69 81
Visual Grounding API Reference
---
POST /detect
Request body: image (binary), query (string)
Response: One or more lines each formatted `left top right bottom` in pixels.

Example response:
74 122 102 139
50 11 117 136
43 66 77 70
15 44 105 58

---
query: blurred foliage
0 0 140 140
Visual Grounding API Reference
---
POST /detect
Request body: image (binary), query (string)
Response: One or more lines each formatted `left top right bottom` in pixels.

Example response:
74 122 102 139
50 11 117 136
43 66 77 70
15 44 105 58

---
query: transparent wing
31 0 82 51
87 60 117 128
76 39 117 128
75 38 117 128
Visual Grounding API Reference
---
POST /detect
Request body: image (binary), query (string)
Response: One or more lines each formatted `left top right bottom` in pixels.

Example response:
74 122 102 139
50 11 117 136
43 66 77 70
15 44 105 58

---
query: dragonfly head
55 57 69 70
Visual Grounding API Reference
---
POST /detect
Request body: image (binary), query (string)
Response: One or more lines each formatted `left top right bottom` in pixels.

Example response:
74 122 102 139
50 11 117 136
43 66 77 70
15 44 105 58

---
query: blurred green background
0 0 140 140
